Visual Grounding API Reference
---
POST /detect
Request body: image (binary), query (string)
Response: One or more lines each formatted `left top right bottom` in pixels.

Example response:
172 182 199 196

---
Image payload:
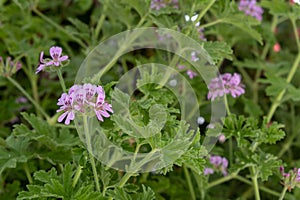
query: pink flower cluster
150 0 178 10
238 0 264 21
36 46 68 74
204 155 228 176
207 73 245 101
280 166 300 191
57 83 113 125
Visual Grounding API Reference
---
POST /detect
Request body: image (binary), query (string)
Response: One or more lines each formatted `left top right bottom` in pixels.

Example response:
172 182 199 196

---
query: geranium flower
57 83 113 125
36 46 68 74
207 73 245 101
238 0 264 21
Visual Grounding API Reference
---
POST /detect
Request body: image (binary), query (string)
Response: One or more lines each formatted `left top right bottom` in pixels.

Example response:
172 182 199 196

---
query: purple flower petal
59 55 68 62
39 51 44 63
50 46 62 58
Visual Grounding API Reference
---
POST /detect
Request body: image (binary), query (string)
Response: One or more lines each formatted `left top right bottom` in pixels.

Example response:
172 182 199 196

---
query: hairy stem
94 0 108 39
57 69 67 92
235 175 280 197
266 17 300 122
23 163 33 184
72 165 83 188
266 51 300 122
183 165 196 200
278 186 288 200
207 173 236 189
250 166 261 200
83 116 100 191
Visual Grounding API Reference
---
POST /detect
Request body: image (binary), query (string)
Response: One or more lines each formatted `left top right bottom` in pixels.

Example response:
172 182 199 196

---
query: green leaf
223 115 286 147
110 187 132 200
135 185 155 200
261 0 290 16
67 17 91 42
252 153 282 181
62 163 73 196
111 88 131 114
144 176 170 193
230 150 254 174
34 168 59 183
73 0 93 12
105 1 136 28
0 180 21 200
74 184 105 200
287 86 300 101
56 128 80 147
17 163 98 200
17 185 44 200
234 58 265 69
177 148 206 175
259 72 291 97
0 135 32 175
223 115 258 147
256 118 285 145
203 41 233 64
222 14 263 44
14 112 79 150
114 103 167 138
242 97 263 118
120 0 149 17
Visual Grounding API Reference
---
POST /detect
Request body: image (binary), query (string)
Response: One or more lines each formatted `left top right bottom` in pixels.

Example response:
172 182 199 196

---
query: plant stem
266 17 300 122
235 175 280 197
183 165 196 200
224 95 231 116
57 69 67 92
23 163 33 184
197 0 216 24
6 76 50 120
207 174 280 197
94 0 108 39
266 51 300 122
229 137 233 165
224 94 234 165
83 116 100 192
291 18 300 51
250 166 261 200
192 171 205 199
207 173 236 189
199 19 223 29
32 7 87 49
117 149 159 188
72 165 83 188
25 56 41 117
277 130 297 158
117 172 134 188
278 186 288 200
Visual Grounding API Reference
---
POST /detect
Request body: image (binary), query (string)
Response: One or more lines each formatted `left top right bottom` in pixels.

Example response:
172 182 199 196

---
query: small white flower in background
169 79 177 87
197 116 205 125
185 14 200 26
185 13 206 40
